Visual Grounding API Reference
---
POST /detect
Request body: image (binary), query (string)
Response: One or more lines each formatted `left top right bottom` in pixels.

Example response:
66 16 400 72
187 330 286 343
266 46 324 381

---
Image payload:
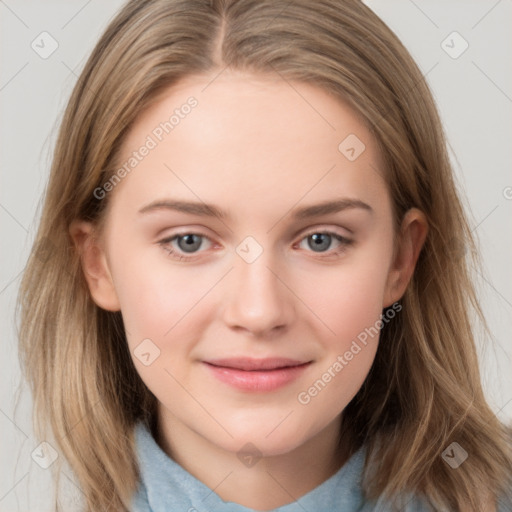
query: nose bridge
222 237 294 335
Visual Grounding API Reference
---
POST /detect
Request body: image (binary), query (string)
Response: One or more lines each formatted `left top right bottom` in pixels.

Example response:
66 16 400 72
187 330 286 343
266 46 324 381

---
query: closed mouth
204 358 311 371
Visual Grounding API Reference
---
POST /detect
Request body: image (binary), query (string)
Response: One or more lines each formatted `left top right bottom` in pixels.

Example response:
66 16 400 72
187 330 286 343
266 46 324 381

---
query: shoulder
358 491 512 512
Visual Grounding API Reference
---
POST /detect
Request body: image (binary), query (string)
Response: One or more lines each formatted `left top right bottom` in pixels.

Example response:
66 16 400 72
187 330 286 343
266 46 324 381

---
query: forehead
108 70 389 221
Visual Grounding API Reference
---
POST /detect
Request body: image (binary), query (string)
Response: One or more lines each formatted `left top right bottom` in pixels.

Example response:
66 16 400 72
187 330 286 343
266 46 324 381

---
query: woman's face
81 71 417 457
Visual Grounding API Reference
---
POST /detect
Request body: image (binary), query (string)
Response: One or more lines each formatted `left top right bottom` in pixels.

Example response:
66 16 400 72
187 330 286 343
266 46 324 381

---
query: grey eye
176 234 203 253
307 233 333 252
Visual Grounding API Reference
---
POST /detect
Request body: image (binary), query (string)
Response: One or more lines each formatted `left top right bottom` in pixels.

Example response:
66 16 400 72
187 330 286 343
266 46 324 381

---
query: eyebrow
138 198 373 220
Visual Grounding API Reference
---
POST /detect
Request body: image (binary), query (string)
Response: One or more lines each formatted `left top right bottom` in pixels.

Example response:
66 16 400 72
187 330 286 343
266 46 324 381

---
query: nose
222 252 295 338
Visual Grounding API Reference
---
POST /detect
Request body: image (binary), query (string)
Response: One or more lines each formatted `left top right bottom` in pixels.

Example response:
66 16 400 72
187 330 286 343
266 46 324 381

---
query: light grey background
1 1 511 510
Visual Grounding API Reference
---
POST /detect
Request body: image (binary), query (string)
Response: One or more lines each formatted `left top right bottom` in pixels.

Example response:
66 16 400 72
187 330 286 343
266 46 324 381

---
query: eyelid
298 225 352 239
294 228 353 255
158 224 351 246
157 224 354 263
158 230 215 249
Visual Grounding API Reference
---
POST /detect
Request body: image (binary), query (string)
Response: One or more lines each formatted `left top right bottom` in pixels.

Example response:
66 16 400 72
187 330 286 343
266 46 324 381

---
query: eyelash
158 229 353 262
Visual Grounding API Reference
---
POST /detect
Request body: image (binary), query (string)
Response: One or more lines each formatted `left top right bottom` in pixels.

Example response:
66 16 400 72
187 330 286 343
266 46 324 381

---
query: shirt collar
132 420 367 512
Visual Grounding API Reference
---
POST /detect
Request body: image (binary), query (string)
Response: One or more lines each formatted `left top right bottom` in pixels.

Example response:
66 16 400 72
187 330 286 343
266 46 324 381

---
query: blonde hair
17 0 512 510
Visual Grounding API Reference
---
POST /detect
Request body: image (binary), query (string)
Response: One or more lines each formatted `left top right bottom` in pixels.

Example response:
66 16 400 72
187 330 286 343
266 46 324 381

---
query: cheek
291 250 391 410
108 249 218 393
294 266 386 424
297 255 392 347
109 246 214 338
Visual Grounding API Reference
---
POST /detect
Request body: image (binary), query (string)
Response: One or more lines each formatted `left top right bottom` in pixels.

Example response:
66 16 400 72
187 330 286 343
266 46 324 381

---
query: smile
203 358 312 392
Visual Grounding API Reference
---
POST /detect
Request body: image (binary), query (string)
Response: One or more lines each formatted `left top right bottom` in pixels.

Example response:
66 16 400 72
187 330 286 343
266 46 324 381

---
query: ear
383 208 428 307
69 220 121 311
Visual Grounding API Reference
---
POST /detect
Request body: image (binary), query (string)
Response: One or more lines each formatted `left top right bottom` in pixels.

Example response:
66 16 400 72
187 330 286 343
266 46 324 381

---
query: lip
203 358 312 392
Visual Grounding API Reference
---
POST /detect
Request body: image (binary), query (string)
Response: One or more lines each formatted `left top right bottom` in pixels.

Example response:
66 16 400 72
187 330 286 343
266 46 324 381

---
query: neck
155 410 348 511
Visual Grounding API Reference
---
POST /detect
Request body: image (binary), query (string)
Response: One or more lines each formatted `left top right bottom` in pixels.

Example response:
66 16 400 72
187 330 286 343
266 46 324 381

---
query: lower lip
204 362 311 392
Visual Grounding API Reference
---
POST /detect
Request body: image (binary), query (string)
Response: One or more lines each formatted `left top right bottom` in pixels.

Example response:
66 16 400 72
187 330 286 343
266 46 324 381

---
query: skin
71 70 428 510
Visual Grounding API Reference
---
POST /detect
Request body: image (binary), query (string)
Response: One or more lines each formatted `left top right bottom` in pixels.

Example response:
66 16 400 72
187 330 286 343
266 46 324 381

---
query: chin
212 421 313 458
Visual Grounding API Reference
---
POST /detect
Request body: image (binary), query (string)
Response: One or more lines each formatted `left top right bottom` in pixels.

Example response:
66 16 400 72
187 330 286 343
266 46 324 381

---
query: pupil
310 233 330 252
179 234 201 252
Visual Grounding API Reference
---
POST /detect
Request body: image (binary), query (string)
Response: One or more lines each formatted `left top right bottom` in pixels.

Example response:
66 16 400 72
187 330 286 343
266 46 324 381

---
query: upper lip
204 357 311 371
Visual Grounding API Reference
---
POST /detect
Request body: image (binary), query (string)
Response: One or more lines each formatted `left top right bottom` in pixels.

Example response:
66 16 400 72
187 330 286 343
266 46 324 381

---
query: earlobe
383 208 428 307
69 220 121 312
